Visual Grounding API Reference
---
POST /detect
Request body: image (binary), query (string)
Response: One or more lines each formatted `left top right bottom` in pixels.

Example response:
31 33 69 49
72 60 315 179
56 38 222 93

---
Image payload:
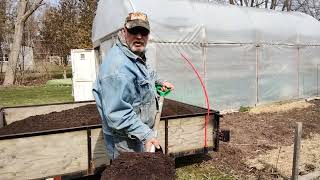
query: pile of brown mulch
0 104 101 135
0 99 208 136
203 99 320 179
100 152 175 180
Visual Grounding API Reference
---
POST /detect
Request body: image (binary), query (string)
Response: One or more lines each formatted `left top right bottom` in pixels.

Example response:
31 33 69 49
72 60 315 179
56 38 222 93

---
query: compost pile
174 99 320 179
100 152 175 180
0 104 100 135
0 99 208 136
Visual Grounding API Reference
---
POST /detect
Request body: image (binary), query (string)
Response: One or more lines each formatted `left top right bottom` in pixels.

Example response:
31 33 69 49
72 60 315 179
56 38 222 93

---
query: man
93 12 174 160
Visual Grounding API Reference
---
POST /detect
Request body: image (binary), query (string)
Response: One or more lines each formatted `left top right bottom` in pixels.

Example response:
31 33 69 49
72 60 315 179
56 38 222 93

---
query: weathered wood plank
292 122 302 180
0 130 88 180
91 128 109 169
158 116 214 154
4 102 95 125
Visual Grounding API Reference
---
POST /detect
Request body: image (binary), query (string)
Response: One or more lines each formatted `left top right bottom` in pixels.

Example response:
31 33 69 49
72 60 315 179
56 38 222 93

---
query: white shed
71 49 97 101
92 0 320 110
0 45 34 72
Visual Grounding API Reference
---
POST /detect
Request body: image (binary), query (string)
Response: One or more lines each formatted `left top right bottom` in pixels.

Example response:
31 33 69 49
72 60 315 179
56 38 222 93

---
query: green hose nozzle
155 84 171 97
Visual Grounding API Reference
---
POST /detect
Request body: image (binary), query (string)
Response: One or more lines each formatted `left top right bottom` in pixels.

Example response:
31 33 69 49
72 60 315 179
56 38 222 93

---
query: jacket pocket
137 79 153 103
139 103 150 124
139 101 156 128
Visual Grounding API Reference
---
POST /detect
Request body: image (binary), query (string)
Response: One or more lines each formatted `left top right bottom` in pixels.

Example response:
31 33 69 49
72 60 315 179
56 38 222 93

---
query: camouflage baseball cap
125 12 150 31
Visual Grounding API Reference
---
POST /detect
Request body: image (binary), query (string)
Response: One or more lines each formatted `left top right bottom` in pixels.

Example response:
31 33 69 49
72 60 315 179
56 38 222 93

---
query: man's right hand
145 137 160 152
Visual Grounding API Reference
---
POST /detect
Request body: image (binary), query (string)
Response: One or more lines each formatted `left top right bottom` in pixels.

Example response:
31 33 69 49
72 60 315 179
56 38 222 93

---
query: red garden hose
180 53 210 148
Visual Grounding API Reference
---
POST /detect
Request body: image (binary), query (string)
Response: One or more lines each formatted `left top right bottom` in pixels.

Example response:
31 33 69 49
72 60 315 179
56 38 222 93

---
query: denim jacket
93 40 159 143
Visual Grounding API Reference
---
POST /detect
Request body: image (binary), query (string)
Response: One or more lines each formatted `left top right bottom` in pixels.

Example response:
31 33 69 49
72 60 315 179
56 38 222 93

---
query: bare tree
16 14 40 85
3 0 44 86
0 0 6 66
293 0 320 20
40 0 96 79
41 0 78 79
219 0 293 11
0 0 16 77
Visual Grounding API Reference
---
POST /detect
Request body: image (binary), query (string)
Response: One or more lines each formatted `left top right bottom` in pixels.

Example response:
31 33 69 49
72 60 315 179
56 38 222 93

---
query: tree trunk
244 0 249 6
2 0 44 85
0 60 3 74
250 0 255 7
270 0 276 9
3 1 27 85
63 65 67 79
288 0 292 11
265 0 269 8
282 0 288 11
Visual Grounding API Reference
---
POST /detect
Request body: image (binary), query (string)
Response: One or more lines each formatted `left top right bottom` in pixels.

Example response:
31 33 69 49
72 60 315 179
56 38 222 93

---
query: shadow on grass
175 153 212 168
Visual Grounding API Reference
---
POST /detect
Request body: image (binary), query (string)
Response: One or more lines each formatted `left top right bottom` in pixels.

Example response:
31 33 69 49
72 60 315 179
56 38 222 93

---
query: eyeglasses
127 27 149 36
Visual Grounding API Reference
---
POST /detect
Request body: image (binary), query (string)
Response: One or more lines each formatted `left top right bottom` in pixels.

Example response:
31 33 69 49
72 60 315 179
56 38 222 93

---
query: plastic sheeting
258 45 298 103
93 0 320 45
299 46 320 97
206 44 257 110
93 0 320 110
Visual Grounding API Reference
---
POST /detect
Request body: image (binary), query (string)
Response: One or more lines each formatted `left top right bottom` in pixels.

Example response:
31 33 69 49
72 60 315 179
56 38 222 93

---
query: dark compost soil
177 99 320 179
0 99 206 136
100 152 175 180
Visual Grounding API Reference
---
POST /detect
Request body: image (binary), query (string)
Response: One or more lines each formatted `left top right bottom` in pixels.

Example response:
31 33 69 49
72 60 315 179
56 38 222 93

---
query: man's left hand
161 81 174 92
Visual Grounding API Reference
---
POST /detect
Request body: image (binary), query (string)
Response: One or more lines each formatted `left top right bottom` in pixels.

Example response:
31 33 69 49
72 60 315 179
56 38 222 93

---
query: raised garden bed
0 99 220 179
0 99 209 135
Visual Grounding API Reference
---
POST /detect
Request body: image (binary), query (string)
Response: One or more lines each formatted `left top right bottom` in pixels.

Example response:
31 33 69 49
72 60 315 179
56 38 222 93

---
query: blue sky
49 0 59 6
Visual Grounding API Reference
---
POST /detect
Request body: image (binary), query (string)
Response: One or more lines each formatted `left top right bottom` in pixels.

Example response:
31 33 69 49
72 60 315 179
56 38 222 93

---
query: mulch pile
0 104 100 135
0 99 208 136
100 152 175 180
203 99 320 179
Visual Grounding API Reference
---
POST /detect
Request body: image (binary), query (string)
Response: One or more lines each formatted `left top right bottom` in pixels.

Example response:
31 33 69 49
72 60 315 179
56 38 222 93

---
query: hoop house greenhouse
92 0 320 110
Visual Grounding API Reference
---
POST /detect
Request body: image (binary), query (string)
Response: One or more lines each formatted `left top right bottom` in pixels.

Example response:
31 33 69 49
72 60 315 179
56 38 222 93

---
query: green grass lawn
0 85 73 107
176 163 234 180
46 78 73 86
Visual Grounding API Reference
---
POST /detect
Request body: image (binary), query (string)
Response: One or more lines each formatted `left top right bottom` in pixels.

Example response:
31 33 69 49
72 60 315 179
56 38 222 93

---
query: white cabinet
71 49 96 101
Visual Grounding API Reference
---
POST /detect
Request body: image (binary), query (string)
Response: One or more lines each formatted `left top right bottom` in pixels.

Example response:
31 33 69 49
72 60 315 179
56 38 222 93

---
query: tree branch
282 0 288 11
244 0 249 6
254 0 266 7
22 0 45 23
251 0 255 7
265 0 269 8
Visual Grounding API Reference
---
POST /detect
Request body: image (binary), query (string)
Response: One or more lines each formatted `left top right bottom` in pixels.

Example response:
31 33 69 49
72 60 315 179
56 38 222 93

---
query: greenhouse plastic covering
92 0 320 111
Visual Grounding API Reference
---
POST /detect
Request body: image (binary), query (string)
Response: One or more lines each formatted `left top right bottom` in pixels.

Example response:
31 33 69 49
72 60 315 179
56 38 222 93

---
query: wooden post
291 122 302 180
0 109 4 128
165 119 168 155
297 47 300 98
317 64 319 96
255 44 260 105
